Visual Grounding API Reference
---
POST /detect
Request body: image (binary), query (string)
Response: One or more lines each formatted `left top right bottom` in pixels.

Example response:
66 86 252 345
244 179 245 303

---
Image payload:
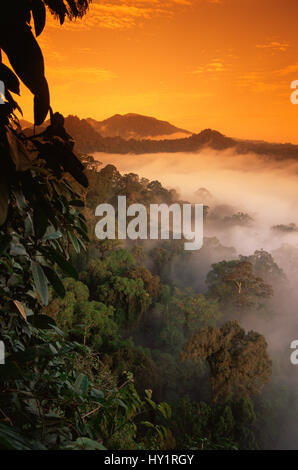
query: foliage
171 396 257 450
182 321 272 403
206 259 273 313
0 0 291 452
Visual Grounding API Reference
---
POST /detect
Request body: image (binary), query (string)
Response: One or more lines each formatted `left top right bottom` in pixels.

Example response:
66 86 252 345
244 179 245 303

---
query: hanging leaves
0 63 20 95
0 23 49 125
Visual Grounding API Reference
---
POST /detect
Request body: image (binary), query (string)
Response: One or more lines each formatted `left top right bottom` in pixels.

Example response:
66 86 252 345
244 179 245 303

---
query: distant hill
63 117 298 161
21 114 298 162
86 113 191 140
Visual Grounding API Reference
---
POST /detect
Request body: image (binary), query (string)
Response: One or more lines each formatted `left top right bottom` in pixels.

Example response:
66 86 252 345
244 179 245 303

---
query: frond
43 0 91 24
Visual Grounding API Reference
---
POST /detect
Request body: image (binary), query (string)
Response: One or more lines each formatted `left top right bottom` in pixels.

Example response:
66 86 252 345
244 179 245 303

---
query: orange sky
13 0 298 143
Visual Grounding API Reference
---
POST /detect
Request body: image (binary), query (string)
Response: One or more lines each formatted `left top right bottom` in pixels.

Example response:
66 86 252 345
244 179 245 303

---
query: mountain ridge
21 114 298 162
85 113 191 140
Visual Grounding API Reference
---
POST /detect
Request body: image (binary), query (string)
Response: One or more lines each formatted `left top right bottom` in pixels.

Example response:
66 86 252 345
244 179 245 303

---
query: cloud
46 0 194 31
234 70 286 94
192 59 227 74
276 63 298 76
46 65 117 84
256 41 290 52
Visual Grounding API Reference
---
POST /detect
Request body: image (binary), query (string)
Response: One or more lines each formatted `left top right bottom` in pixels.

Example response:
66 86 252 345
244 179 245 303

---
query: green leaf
141 421 155 429
50 324 66 337
90 389 105 401
43 228 63 240
42 265 65 298
0 423 31 450
31 261 49 306
10 241 27 256
74 373 89 396
66 437 106 450
42 248 78 280
158 402 172 419
68 231 80 254
25 214 34 236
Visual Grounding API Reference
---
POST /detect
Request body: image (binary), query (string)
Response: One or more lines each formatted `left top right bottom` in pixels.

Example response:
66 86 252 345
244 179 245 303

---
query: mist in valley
93 148 298 449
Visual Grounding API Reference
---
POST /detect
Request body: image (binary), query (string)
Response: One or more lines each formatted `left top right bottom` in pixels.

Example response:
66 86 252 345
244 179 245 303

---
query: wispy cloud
47 65 117 83
276 63 298 76
47 0 194 31
256 41 290 52
192 59 227 74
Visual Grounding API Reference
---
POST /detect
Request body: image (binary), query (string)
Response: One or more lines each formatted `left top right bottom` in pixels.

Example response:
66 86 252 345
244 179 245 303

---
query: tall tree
182 321 272 403
206 260 273 312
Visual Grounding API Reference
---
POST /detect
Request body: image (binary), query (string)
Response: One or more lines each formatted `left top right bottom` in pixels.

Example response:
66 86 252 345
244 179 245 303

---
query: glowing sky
15 0 298 143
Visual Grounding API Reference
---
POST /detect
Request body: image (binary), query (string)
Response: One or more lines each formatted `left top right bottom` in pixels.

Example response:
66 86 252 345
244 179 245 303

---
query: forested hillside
1 0 298 452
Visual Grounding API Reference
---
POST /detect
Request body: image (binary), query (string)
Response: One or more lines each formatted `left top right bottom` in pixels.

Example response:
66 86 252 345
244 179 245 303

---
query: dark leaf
68 231 80 254
43 229 63 240
0 234 11 255
41 247 78 279
31 0 46 36
0 176 9 226
33 206 48 238
74 373 89 396
1 24 50 124
69 199 84 207
31 261 49 306
6 127 32 171
0 63 20 94
42 265 65 298
30 314 56 330
34 77 50 125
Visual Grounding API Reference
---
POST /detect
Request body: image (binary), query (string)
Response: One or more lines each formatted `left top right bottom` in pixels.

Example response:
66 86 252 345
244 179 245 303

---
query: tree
206 260 273 312
80 251 152 328
181 321 272 403
170 287 221 335
239 250 286 287
46 278 119 350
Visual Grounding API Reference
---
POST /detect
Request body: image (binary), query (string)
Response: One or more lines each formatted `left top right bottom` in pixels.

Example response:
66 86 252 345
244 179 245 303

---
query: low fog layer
93 149 298 255
93 148 298 449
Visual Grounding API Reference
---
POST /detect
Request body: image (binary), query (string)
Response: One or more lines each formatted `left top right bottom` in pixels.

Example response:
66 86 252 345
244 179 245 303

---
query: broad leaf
42 247 78 280
31 0 46 37
42 265 65 298
31 261 49 306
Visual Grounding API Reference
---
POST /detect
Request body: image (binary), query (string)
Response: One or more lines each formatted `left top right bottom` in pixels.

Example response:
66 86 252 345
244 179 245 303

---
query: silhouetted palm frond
43 0 92 24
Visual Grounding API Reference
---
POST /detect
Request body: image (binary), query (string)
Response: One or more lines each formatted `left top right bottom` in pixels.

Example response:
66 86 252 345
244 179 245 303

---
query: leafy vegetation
0 0 296 451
